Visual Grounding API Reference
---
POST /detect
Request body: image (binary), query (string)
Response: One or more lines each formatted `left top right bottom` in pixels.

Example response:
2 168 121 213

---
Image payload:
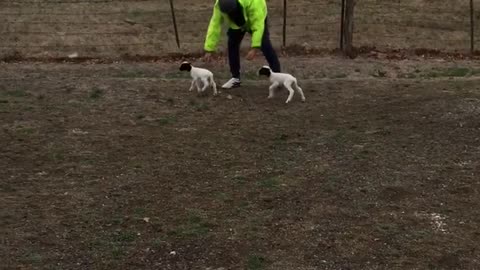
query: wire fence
0 0 478 59
354 0 476 52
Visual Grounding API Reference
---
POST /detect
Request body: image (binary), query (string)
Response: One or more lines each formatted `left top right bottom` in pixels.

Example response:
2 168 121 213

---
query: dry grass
0 0 478 59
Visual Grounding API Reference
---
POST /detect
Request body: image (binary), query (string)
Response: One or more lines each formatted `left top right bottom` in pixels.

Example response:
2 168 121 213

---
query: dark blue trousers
227 19 281 78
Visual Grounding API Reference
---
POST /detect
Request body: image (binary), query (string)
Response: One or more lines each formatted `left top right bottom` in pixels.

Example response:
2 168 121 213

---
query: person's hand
203 52 213 62
246 48 261 60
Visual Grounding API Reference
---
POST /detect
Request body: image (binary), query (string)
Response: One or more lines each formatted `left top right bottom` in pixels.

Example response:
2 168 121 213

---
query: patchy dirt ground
1 56 480 270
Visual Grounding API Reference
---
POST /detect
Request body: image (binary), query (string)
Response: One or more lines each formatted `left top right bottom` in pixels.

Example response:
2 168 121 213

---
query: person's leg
222 28 245 88
227 28 245 78
260 18 281 72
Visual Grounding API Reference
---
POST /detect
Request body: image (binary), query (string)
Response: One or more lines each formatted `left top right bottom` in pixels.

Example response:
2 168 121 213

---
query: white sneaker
221 78 241 89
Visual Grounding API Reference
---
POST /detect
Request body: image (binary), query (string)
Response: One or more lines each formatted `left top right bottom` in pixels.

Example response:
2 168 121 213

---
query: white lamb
179 61 218 96
258 66 306 104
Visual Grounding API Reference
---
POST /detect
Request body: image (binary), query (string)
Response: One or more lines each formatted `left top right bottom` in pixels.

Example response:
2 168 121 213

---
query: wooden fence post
470 0 475 53
342 0 356 57
340 0 345 50
169 0 180 49
283 0 287 47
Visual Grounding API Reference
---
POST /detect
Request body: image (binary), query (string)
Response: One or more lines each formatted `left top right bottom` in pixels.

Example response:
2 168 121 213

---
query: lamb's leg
201 78 209 92
210 76 218 96
294 80 306 102
195 80 202 92
285 82 295 104
188 80 195 91
268 82 279 99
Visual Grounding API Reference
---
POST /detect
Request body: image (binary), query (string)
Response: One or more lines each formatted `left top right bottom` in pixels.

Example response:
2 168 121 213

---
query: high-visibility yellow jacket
204 0 267 52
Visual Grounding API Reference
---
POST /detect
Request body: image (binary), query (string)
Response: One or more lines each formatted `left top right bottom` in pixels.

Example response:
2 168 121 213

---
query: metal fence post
283 0 287 47
470 0 475 53
340 0 345 50
169 0 180 49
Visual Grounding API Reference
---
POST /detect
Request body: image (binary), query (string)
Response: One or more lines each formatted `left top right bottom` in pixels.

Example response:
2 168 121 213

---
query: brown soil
1 56 480 269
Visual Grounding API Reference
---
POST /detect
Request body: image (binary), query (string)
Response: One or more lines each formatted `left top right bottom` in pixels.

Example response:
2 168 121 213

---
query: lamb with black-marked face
179 62 193 72
179 61 218 96
258 66 305 104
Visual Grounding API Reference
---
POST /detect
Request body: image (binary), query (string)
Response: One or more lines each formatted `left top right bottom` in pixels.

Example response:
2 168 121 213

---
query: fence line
0 0 478 59
0 21 170 25
0 43 169 48
0 0 156 3
0 11 168 15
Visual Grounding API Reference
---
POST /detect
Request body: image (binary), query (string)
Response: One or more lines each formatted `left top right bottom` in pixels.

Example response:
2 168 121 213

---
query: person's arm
204 3 224 52
247 0 267 49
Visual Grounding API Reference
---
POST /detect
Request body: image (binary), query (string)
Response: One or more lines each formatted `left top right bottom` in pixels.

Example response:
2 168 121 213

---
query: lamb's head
179 61 192 72
258 66 272 77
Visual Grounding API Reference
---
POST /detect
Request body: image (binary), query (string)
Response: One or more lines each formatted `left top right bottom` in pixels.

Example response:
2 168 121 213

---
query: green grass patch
422 67 472 78
112 231 136 243
243 70 259 80
274 133 289 142
232 175 247 183
195 102 209 111
471 69 480 76
89 230 138 261
258 177 280 189
326 128 363 146
119 70 146 78
247 254 266 270
23 252 43 264
214 192 230 202
111 245 125 259
189 99 210 111
157 115 177 125
164 71 189 79
17 127 35 135
442 67 471 77
5 89 28 97
50 152 65 162
89 88 103 99
152 237 167 248
331 73 348 79
133 207 146 218
169 211 212 238
110 216 126 226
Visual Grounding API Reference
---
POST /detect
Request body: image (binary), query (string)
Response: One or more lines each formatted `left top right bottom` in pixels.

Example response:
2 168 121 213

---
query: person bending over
203 0 281 89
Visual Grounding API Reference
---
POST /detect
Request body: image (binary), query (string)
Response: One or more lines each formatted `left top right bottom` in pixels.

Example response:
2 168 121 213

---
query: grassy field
2 56 480 269
0 0 479 59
